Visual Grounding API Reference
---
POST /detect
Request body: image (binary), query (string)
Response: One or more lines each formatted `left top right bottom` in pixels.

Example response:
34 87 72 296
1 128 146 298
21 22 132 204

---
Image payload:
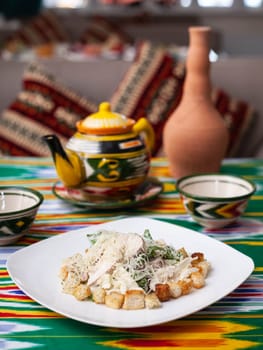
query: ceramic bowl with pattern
0 186 44 245
176 174 256 229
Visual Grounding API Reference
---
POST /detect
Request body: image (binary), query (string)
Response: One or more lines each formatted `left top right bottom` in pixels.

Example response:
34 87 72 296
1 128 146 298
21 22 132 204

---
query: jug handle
132 118 155 153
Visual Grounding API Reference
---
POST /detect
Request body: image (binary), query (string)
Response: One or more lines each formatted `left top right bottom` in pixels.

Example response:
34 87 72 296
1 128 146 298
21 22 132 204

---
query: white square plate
7 217 254 328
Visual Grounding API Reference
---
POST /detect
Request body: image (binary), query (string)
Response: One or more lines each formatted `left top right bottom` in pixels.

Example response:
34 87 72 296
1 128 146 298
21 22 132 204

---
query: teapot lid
77 102 135 135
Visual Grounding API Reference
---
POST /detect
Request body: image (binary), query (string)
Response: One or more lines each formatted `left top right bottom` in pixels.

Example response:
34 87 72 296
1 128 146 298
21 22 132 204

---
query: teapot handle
132 118 155 153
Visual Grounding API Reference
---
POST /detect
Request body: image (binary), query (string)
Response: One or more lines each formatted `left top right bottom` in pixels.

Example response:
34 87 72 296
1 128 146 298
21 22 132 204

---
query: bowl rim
176 173 256 202
0 186 44 216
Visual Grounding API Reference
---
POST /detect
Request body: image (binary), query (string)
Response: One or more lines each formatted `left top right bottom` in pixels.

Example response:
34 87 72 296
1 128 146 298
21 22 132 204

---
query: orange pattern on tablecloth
101 320 258 349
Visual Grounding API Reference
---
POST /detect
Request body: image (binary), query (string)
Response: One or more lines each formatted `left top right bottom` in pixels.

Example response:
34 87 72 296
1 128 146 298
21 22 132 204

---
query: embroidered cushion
110 41 185 155
0 64 97 156
212 88 255 157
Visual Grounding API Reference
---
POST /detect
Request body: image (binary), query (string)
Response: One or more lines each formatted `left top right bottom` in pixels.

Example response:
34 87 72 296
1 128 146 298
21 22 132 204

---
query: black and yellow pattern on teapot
43 102 155 198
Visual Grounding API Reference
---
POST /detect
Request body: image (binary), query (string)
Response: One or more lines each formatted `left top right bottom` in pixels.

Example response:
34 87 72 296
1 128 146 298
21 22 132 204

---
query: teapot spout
43 134 69 163
43 134 85 188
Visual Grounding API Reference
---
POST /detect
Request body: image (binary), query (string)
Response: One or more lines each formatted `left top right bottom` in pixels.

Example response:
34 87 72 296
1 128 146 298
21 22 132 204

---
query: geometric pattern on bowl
0 186 44 245
0 208 38 236
177 174 256 229
184 198 248 220
182 197 249 229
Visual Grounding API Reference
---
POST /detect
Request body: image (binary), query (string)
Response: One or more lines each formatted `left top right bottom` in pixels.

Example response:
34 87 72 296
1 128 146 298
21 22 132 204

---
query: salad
59 229 210 310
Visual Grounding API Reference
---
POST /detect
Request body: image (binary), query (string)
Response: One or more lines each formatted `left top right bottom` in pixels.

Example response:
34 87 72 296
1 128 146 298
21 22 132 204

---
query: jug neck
183 26 212 100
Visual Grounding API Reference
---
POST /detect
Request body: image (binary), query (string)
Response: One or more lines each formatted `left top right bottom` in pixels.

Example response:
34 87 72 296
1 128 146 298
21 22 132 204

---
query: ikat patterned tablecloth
1 157 263 350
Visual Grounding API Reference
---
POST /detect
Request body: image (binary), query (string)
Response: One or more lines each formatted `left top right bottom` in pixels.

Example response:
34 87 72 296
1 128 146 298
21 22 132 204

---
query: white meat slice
86 231 144 286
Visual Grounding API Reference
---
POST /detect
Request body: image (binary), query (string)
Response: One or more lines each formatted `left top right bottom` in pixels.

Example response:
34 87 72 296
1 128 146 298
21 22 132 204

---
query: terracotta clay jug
163 26 229 178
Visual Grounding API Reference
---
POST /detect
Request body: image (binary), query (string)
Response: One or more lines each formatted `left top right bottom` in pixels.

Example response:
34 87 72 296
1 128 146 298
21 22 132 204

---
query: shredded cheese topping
59 229 210 309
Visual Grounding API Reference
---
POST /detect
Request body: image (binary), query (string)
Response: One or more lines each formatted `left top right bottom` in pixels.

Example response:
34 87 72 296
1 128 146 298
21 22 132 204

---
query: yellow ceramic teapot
43 102 155 198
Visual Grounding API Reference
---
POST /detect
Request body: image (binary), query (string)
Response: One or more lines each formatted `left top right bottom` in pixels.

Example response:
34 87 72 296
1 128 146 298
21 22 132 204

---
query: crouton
62 271 81 294
155 283 170 301
73 284 91 301
168 281 183 298
122 290 145 310
191 252 205 265
92 287 106 304
145 293 161 309
59 265 68 280
105 292 124 309
177 279 193 295
191 271 205 289
197 260 210 277
178 247 188 258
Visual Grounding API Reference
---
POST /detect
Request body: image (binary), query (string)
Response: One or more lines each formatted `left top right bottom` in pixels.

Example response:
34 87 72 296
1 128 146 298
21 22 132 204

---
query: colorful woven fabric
0 63 97 156
110 41 185 155
0 156 263 349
